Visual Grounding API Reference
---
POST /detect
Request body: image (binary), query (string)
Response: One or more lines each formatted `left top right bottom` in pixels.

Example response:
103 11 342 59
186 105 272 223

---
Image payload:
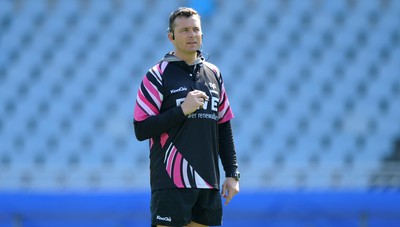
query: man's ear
168 32 174 42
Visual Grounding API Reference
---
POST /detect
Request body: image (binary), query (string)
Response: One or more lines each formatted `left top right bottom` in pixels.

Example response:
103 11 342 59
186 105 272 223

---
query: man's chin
184 49 199 54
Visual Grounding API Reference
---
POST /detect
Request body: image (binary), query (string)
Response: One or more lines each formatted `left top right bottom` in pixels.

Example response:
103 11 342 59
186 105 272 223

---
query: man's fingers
197 93 208 101
221 183 227 197
191 90 209 100
224 189 234 205
201 93 209 101
225 186 239 205
224 196 232 205
221 178 240 206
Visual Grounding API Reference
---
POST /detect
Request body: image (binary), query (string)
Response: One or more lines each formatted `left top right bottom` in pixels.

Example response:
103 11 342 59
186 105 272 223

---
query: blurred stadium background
1 0 400 226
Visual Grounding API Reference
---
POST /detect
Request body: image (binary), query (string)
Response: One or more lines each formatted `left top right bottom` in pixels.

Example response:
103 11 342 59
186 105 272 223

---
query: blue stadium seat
0 0 400 193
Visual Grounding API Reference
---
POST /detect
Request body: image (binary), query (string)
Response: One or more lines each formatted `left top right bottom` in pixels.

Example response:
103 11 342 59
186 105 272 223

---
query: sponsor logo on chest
170 86 187 94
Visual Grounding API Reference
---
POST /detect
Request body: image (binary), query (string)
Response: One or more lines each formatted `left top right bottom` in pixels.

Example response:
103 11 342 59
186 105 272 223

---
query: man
133 7 239 227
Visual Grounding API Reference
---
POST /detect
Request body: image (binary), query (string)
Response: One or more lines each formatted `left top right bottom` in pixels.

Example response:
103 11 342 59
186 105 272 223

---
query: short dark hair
168 7 200 33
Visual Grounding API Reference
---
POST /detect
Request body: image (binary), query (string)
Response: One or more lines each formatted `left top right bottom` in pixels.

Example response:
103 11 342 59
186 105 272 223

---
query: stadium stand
0 0 400 226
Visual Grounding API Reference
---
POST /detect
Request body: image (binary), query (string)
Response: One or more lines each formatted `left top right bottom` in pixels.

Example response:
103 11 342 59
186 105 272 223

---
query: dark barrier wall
1 191 400 227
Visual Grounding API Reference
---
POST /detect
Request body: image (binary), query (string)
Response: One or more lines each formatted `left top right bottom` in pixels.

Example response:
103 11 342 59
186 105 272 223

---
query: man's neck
173 51 197 65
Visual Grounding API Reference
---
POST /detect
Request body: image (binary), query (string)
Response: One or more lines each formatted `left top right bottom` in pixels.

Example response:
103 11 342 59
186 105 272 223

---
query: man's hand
181 90 209 115
221 177 239 205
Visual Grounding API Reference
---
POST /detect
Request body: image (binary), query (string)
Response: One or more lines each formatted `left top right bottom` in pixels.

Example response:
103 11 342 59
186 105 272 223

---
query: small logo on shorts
156 215 172 222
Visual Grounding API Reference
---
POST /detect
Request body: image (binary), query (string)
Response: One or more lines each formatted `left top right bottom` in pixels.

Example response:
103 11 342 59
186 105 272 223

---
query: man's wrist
226 170 240 181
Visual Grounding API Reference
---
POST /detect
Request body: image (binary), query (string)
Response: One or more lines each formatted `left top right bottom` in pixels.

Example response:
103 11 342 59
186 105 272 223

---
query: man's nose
188 30 195 37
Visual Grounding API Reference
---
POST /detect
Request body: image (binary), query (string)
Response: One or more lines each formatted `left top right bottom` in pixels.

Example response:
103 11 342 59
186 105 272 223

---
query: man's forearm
134 106 186 141
218 121 238 175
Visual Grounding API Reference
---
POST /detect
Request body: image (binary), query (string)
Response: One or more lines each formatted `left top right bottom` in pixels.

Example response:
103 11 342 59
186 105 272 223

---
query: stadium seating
1 0 400 226
1 0 400 192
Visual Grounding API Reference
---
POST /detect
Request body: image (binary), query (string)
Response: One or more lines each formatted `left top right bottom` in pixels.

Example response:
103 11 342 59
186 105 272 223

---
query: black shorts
151 188 222 227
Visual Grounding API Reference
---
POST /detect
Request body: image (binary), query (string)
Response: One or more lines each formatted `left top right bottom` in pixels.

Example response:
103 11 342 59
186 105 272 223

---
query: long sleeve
134 106 186 141
218 120 238 175
133 62 189 141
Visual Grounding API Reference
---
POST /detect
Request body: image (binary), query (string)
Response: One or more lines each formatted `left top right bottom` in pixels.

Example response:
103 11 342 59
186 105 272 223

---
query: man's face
169 15 202 55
